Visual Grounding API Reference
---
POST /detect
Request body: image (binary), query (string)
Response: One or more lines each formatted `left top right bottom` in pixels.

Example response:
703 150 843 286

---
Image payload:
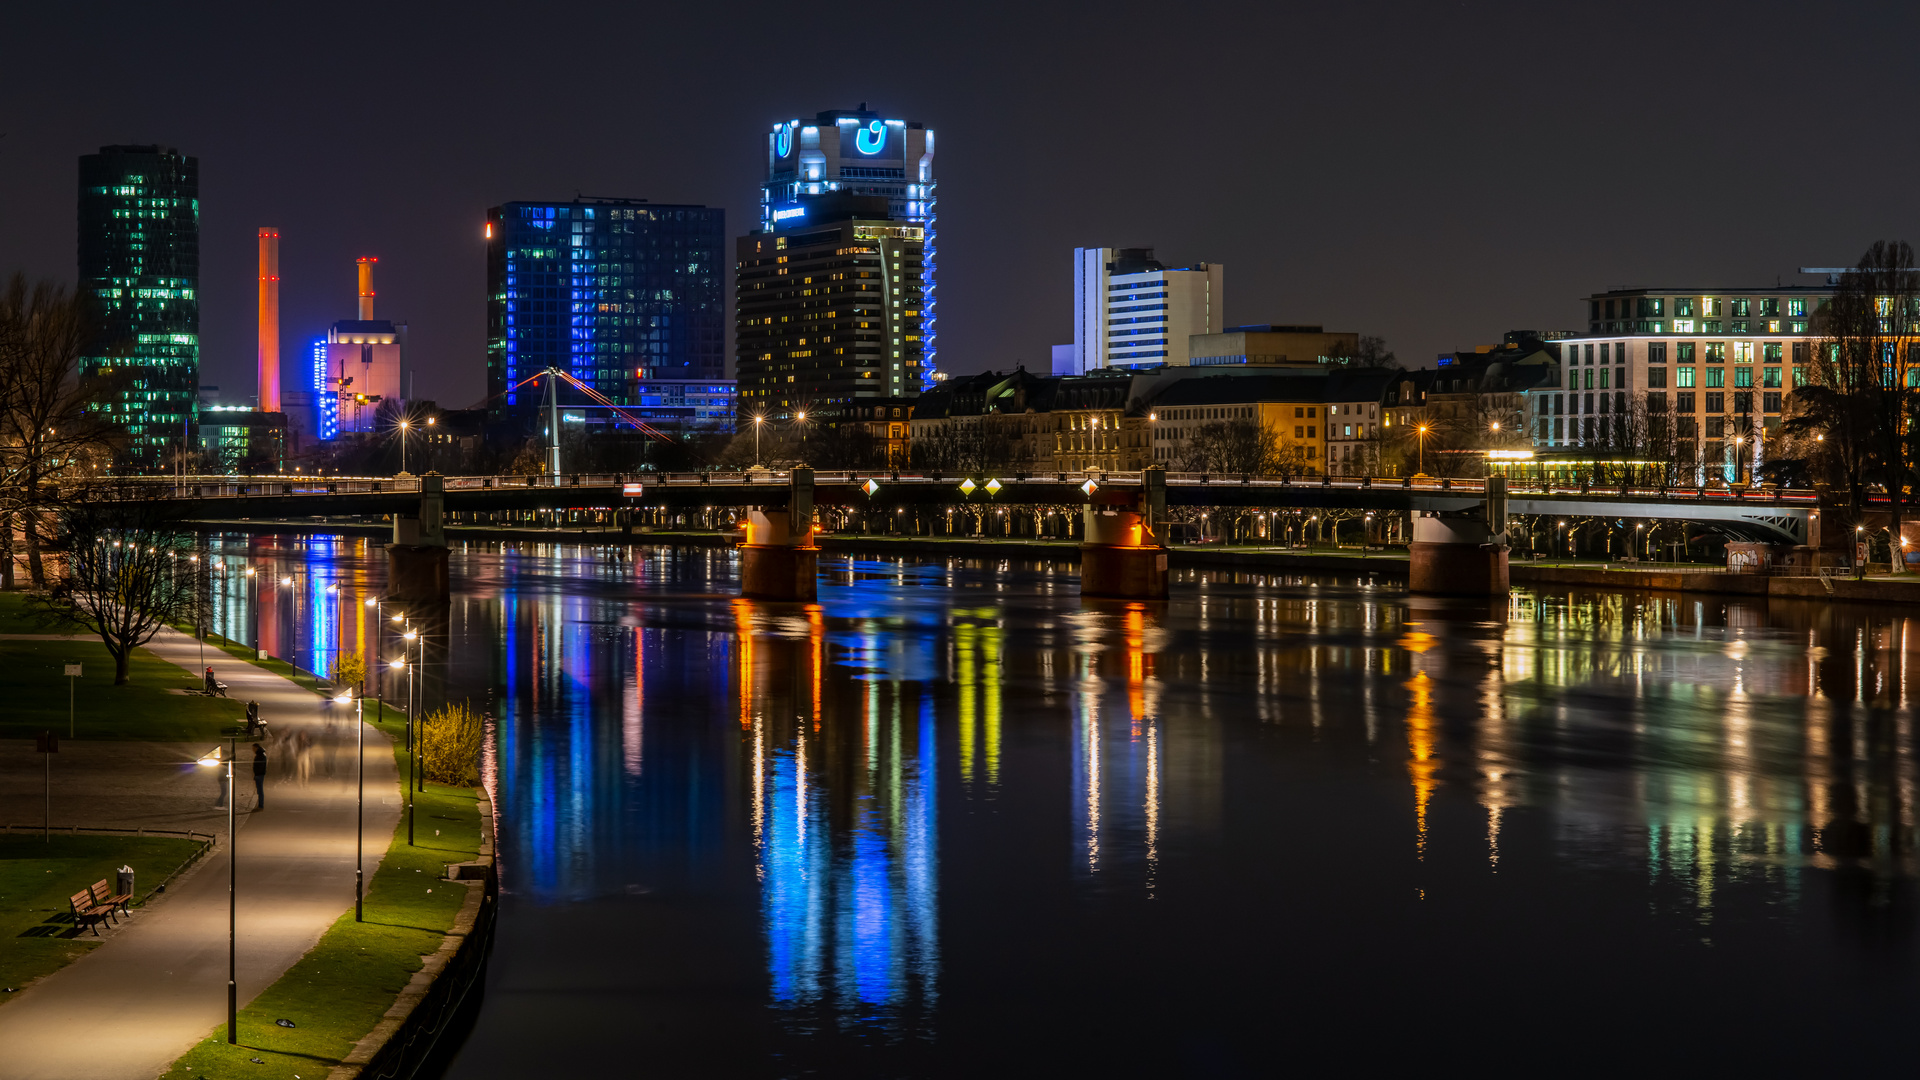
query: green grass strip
161 713 482 1080
0 834 207 997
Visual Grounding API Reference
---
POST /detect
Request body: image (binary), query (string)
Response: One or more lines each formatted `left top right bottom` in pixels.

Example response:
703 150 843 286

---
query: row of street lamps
194 573 431 1047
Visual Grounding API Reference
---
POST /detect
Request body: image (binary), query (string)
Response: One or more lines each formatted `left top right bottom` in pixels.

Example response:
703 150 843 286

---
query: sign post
64 664 81 738
35 730 57 841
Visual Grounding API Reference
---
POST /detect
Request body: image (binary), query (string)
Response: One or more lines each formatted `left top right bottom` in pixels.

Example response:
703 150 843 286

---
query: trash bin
116 865 134 900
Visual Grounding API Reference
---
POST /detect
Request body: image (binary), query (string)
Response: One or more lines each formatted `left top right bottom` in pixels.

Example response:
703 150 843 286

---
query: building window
1677 342 1696 363
1706 342 1725 363
1705 368 1726 388
1764 391 1783 413
1792 341 1809 364
1677 391 1695 412
1706 392 1725 412
1677 366 1696 387
1763 366 1781 388
1734 367 1753 388
1648 342 1668 364
1647 367 1667 388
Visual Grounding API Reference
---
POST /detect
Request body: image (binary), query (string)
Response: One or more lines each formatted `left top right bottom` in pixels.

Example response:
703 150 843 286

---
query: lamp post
245 567 258 656
197 741 237 1043
403 629 423 792
1416 424 1431 475
753 415 764 468
397 419 411 476
364 597 388 725
334 688 365 922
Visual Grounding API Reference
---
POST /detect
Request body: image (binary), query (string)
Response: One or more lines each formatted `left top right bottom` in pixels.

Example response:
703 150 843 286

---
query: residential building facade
79 145 200 468
1187 325 1359 368
1531 286 1835 481
485 199 725 435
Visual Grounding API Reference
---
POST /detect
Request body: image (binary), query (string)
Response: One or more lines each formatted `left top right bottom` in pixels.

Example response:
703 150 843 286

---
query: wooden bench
91 879 132 921
69 890 113 936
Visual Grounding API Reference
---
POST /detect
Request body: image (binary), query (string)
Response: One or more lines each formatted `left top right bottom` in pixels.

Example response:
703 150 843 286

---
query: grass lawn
163 712 483 1080
0 637 244 742
0 834 207 998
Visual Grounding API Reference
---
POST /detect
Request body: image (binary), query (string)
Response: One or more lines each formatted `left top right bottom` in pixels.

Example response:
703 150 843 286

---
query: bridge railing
122 471 1828 506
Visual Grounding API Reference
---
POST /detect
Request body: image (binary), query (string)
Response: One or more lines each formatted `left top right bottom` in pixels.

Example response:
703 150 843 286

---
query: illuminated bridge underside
148 474 1814 543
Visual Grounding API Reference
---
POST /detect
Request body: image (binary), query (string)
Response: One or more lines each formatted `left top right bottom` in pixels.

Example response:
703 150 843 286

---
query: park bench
69 889 113 936
91 878 132 920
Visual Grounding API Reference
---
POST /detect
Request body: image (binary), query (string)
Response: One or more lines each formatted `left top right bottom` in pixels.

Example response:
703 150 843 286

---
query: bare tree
0 276 125 588
1179 419 1281 475
32 490 197 684
1325 335 1397 369
1803 240 1920 569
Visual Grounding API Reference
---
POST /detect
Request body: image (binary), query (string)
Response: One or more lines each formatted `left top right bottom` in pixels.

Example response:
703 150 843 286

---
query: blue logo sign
772 205 806 223
775 123 793 158
855 120 887 155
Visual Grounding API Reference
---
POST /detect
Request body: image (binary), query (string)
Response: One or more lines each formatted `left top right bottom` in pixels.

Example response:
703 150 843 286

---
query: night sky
4 1 1916 406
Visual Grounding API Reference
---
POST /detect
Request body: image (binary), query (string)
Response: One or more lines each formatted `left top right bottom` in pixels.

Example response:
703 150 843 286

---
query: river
205 535 1920 1076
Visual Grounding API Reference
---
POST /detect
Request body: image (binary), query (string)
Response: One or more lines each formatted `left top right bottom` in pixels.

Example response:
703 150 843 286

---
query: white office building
1070 247 1224 372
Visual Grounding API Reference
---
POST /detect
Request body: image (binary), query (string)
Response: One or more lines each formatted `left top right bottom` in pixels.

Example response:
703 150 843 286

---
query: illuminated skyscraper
759 106 937 386
78 145 199 467
485 199 727 435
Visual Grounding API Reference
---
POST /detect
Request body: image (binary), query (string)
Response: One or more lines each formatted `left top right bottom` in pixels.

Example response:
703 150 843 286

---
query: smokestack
257 228 280 413
357 256 377 320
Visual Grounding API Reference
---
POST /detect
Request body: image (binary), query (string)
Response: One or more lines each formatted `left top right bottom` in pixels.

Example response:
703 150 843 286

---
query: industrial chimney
257 228 280 413
357 256 377 320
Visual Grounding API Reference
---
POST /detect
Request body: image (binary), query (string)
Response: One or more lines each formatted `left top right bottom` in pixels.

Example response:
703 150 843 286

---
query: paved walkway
0 628 401 1080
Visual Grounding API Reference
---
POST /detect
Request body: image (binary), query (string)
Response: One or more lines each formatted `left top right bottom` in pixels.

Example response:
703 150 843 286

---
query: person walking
252 743 269 810
212 747 229 808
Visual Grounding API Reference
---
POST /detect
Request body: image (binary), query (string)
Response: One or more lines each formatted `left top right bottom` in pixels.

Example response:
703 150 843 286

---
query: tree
1805 240 1920 571
0 276 124 588
32 491 197 684
1326 335 1397 369
1179 419 1284 475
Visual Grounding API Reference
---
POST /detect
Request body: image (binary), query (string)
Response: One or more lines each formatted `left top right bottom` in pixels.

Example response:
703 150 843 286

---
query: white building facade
1528 286 1835 481
1071 247 1223 372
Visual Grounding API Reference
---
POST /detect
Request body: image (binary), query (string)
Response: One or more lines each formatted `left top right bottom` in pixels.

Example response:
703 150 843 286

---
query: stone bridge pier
739 467 821 602
1409 476 1509 595
387 472 450 602
1080 467 1170 600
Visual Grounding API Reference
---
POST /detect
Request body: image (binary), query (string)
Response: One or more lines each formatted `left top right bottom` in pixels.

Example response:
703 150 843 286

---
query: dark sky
4 1 1916 406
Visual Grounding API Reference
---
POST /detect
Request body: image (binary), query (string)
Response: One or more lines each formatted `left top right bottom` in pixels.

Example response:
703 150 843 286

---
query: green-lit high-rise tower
78 145 200 468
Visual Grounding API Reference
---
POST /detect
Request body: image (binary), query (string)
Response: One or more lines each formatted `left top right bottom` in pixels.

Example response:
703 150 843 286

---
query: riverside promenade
0 628 399 1080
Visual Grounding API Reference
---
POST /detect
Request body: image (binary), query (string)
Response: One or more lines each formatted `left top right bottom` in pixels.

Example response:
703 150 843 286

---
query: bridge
134 470 1820 545
119 467 1846 603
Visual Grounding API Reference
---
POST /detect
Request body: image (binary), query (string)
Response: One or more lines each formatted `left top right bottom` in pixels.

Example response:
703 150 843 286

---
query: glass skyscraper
485 199 727 433
78 145 200 468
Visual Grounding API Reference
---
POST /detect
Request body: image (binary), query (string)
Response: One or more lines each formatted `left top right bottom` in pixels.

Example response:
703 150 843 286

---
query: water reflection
186 540 1920 1072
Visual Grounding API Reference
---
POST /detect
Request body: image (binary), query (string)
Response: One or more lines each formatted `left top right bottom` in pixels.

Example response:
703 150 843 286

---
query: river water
208 536 1920 1076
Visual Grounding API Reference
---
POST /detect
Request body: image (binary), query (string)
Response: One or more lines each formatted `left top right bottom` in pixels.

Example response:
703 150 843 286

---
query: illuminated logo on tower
775 123 793 158
855 120 887 155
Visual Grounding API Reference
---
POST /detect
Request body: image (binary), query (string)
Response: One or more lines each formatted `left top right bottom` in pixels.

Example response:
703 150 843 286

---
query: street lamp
334 688 365 921
1416 424 1431 475
397 419 411 476
752 415 765 468
197 741 237 1044
244 567 258 656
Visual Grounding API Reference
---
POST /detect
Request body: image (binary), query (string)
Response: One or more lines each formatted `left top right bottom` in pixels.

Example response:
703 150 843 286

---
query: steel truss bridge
134 471 1824 545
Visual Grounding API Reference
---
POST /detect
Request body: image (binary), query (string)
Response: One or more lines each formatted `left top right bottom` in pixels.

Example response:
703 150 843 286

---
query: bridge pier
739 468 818 602
1408 477 1508 596
1079 508 1169 600
739 510 819 602
386 472 450 602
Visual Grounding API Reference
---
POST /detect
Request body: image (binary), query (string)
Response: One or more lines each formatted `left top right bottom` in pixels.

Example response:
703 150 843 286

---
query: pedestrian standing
252 743 268 810
213 748 229 808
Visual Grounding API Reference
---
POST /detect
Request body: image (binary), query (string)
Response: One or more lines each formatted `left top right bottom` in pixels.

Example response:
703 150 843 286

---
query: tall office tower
485 199 728 434
78 145 200 467
736 193 926 419
762 106 937 383
1071 247 1224 372
257 227 280 413
311 258 407 438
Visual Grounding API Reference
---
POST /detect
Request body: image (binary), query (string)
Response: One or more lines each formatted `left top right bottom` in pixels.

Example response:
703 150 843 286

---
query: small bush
334 652 367 692
419 701 484 786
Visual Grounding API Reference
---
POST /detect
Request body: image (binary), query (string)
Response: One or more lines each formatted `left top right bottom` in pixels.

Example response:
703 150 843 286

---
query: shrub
419 701 484 786
334 652 367 692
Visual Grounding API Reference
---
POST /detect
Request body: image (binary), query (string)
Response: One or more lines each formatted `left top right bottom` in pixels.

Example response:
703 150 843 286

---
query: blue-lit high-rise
485 199 727 434
760 106 937 385
78 145 200 467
